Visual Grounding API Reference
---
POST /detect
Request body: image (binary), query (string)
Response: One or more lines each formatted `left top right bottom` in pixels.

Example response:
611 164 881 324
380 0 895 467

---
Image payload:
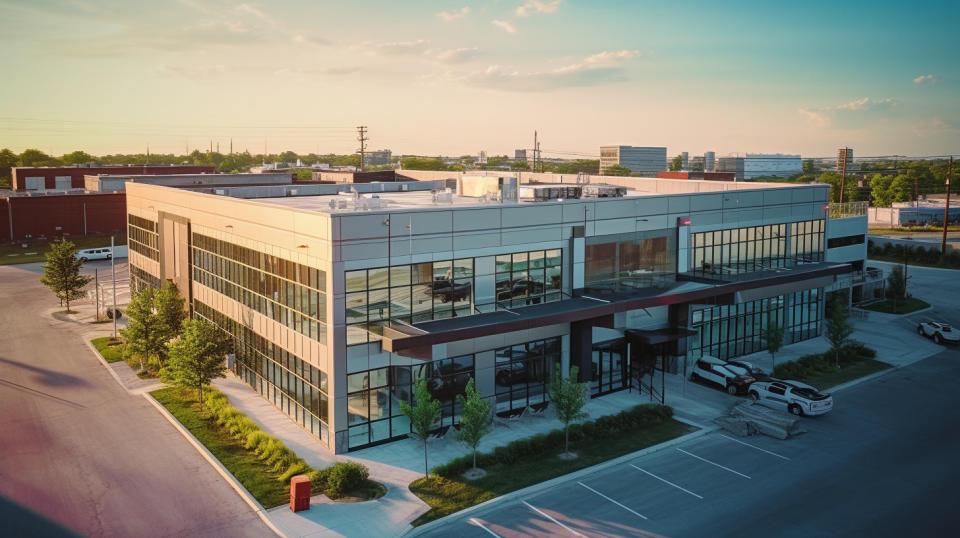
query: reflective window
585 230 675 290
495 249 562 309
494 338 559 415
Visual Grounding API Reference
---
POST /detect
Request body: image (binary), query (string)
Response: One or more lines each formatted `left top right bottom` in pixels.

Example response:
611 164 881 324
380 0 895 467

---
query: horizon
1 0 958 158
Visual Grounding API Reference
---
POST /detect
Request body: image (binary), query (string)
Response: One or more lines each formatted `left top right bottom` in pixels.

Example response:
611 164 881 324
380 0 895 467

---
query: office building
837 148 853 172
600 146 667 174
126 172 867 454
681 152 689 169
716 154 802 181
515 149 528 162
366 150 392 166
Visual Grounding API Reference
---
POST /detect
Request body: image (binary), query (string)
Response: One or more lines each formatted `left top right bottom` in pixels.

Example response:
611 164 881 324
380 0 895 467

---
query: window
585 230 675 290
690 297 785 360
827 234 865 249
769 385 786 396
495 249 562 309
494 338 559 415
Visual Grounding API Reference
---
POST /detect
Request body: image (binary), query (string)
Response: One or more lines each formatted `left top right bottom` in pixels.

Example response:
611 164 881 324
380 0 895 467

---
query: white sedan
917 320 960 345
748 379 833 416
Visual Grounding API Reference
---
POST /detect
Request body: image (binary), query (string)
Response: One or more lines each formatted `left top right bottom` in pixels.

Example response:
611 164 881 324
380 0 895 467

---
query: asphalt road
421 348 960 538
0 263 271 537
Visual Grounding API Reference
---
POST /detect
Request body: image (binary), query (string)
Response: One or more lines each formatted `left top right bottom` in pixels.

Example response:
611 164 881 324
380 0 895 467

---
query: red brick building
0 192 126 241
12 165 215 191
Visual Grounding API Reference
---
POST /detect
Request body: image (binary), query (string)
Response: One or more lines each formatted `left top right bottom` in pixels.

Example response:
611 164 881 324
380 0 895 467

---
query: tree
122 282 185 370
154 281 187 339
0 148 17 181
803 159 815 174
60 150 95 165
870 173 896 207
763 320 784 373
454 378 492 472
886 264 907 313
399 378 441 478
162 318 232 408
40 240 92 313
669 155 683 171
549 365 589 457
816 171 858 203
19 148 59 167
511 160 530 171
603 164 632 176
825 293 853 368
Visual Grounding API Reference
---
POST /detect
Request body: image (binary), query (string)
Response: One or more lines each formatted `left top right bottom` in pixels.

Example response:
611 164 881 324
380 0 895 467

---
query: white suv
749 379 833 416
690 355 755 395
76 247 113 261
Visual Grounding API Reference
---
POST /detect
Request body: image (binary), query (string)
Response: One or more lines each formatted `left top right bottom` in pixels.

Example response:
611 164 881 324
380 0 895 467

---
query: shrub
324 462 370 498
255 438 283 461
244 431 272 451
278 459 312 483
226 416 259 439
215 406 243 426
265 445 295 472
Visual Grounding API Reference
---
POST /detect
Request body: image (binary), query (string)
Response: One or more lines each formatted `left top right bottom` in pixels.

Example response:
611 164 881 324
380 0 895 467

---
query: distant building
366 150 392 166
704 151 716 172
515 149 528 162
681 152 689 169
478 151 487 165
717 154 801 180
837 147 854 172
656 171 736 181
11 164 215 191
599 146 667 174
690 156 706 171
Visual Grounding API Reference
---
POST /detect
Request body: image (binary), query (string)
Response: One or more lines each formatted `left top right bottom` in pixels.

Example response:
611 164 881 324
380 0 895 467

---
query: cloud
437 6 470 21
292 33 331 46
515 0 562 17
462 49 641 92
436 47 481 64
159 64 228 80
913 74 937 84
274 66 359 77
913 116 958 137
491 20 517 34
364 39 430 55
798 97 899 128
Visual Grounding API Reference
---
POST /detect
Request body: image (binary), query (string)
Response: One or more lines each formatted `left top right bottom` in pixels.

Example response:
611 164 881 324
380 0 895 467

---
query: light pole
111 235 117 338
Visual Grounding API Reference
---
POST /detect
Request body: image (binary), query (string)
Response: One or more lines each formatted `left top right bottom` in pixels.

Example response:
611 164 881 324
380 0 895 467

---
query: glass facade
192 233 327 342
495 249 562 309
129 264 161 292
345 259 474 346
346 355 475 450
585 230 676 289
494 337 560 415
691 220 824 277
195 301 330 445
127 214 159 261
690 288 823 361
591 339 627 396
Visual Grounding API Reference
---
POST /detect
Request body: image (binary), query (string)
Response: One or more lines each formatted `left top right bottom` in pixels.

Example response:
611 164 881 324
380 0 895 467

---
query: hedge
773 341 877 381
432 404 673 478
868 240 960 268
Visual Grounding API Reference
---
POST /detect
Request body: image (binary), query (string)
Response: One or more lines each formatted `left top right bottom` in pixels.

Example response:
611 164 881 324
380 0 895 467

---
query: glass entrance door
591 339 627 396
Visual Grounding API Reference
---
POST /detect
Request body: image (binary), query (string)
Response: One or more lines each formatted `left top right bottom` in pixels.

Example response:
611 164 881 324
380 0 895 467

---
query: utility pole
230 137 233 155
838 147 848 204
533 130 538 172
94 268 100 322
942 156 953 256
111 235 117 338
356 126 368 171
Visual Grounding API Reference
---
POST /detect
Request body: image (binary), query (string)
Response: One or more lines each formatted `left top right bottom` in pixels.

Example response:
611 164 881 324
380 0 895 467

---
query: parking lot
418 348 960 537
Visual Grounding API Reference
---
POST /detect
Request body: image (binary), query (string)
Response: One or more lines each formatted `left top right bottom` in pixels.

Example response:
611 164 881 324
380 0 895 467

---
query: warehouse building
11 165 216 191
125 173 867 453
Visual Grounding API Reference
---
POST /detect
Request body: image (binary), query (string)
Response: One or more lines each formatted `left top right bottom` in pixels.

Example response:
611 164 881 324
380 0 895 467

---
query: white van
76 247 113 261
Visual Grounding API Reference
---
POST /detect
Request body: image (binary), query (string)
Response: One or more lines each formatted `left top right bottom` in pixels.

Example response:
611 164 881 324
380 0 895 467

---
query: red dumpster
290 475 311 512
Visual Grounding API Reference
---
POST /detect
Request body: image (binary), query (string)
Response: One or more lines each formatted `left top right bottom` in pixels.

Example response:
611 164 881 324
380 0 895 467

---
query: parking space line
629 465 704 499
676 448 751 479
577 481 649 520
718 434 791 460
468 518 502 537
523 501 587 537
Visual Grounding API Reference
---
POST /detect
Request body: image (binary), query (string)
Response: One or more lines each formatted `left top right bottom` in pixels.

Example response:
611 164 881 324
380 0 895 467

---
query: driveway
418 348 960 538
0 264 271 537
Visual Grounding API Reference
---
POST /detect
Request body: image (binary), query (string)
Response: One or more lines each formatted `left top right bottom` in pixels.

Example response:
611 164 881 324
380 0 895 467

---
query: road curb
143 393 288 538
402 420 717 537
82 338 127 389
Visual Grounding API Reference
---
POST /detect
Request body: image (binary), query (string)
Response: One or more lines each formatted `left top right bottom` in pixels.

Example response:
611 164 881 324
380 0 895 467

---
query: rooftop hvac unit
215 189 226 195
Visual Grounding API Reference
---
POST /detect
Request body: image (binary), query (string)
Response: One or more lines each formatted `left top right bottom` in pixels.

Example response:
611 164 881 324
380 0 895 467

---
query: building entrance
591 339 627 396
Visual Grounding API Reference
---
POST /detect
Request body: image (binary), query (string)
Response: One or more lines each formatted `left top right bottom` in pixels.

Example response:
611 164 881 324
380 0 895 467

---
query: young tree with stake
40 239 92 313
399 378 441 479
825 294 854 369
549 365 589 458
764 320 784 374
455 378 492 474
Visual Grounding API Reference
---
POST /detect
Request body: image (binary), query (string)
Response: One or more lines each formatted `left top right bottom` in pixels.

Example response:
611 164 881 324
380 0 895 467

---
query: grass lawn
868 226 960 235
91 337 126 363
863 297 930 314
868 255 960 270
409 419 695 526
0 233 127 265
151 386 292 508
802 359 892 391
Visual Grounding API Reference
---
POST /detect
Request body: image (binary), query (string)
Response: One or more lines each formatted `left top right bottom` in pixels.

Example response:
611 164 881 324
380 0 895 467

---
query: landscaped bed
773 342 891 391
91 336 125 363
862 297 930 315
408 404 694 526
151 386 385 508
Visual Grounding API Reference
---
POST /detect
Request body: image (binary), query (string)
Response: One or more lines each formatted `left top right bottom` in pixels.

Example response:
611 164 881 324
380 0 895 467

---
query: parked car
690 355 755 395
725 360 774 382
917 320 960 345
75 247 113 261
749 379 833 416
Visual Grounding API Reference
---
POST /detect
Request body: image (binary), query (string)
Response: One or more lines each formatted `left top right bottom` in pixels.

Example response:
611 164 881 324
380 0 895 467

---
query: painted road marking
577 481 648 520
468 518 502 538
629 465 704 499
718 434 791 460
523 501 587 537
676 448 751 479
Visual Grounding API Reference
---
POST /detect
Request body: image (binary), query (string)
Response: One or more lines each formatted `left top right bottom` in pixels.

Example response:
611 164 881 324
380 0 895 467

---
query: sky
0 0 958 159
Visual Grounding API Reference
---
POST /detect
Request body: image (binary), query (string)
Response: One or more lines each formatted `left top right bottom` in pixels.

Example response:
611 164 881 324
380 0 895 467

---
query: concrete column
570 320 593 382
